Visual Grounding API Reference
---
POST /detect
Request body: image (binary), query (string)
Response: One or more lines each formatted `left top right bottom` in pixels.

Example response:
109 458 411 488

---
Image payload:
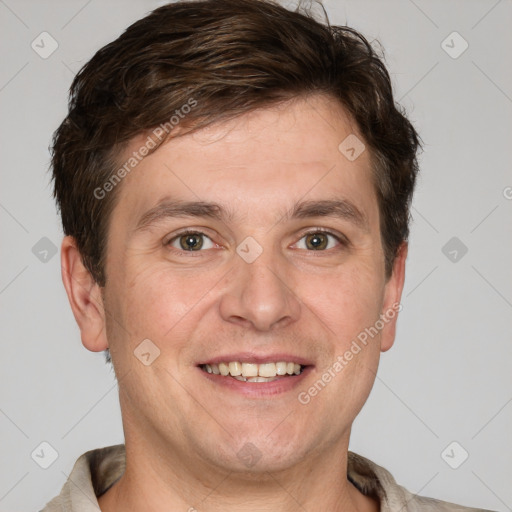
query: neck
97 437 379 512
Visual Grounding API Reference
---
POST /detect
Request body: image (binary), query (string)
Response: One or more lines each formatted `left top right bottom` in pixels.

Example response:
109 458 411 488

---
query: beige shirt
40 444 494 511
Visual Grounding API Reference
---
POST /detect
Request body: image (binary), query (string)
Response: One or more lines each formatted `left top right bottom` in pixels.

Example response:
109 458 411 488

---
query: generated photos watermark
94 97 197 200
298 302 402 405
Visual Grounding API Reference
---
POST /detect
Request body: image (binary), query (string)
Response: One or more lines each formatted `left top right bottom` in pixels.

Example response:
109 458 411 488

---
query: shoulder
348 451 496 512
39 444 126 512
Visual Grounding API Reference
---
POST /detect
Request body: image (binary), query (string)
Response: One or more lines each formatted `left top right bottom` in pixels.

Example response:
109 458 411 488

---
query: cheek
112 262 219 346
300 261 384 346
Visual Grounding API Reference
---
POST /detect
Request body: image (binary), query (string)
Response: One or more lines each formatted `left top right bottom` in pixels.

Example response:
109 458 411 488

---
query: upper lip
198 352 314 366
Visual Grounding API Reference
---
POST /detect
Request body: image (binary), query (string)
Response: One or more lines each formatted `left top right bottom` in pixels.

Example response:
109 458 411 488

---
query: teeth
241 363 258 377
247 376 280 383
202 361 305 379
275 362 287 375
258 362 276 377
228 361 242 376
218 362 230 376
232 375 281 383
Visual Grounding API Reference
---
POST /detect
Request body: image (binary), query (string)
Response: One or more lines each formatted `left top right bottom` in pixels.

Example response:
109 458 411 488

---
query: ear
60 236 109 352
380 241 408 353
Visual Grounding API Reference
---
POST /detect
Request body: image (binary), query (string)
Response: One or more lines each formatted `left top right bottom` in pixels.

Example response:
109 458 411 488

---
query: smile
200 361 304 382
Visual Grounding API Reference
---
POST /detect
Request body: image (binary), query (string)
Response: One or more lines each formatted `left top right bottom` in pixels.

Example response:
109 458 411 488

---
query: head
54 0 419 478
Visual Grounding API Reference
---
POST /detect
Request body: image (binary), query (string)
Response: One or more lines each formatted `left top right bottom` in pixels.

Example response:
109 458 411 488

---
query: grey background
0 0 511 510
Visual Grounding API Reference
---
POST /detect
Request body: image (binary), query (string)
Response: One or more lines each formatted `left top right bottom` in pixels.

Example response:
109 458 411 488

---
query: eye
295 231 343 251
167 231 215 251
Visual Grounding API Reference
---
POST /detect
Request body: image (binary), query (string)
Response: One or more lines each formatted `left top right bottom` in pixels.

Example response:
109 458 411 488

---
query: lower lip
197 366 313 397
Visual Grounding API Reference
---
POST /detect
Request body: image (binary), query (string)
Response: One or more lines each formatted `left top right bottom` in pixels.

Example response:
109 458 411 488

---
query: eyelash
164 228 348 254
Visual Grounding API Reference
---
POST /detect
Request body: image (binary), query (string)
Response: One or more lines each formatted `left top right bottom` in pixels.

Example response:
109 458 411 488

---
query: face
75 94 405 476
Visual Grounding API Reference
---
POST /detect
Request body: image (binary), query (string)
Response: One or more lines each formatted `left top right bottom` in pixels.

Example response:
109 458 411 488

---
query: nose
219 249 301 332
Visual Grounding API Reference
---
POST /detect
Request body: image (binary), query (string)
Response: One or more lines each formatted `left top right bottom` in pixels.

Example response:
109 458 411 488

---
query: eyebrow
134 198 369 232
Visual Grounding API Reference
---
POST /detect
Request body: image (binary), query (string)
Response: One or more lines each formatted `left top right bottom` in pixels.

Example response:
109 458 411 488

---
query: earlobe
60 236 109 352
380 242 408 353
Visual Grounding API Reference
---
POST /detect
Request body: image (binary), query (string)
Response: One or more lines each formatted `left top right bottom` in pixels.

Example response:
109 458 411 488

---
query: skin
62 94 407 512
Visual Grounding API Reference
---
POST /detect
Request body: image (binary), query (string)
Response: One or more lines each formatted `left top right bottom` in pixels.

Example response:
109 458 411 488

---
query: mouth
196 353 314 396
199 361 306 383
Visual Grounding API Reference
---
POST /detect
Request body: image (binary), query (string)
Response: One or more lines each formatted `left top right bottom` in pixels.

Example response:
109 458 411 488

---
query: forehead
110 95 379 230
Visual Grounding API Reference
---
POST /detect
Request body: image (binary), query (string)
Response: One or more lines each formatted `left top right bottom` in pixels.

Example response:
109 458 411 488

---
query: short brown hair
51 0 420 287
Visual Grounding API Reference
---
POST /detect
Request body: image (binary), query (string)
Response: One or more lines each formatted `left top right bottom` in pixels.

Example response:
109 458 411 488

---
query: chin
200 429 310 475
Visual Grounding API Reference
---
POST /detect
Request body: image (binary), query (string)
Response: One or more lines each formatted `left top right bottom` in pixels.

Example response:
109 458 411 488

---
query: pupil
181 234 202 250
307 233 326 250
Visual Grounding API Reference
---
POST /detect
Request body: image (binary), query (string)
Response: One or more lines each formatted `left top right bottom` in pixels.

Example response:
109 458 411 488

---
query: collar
40 444 488 512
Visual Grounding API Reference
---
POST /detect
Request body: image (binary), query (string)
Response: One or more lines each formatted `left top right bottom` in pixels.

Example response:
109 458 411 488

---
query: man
42 0 494 510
